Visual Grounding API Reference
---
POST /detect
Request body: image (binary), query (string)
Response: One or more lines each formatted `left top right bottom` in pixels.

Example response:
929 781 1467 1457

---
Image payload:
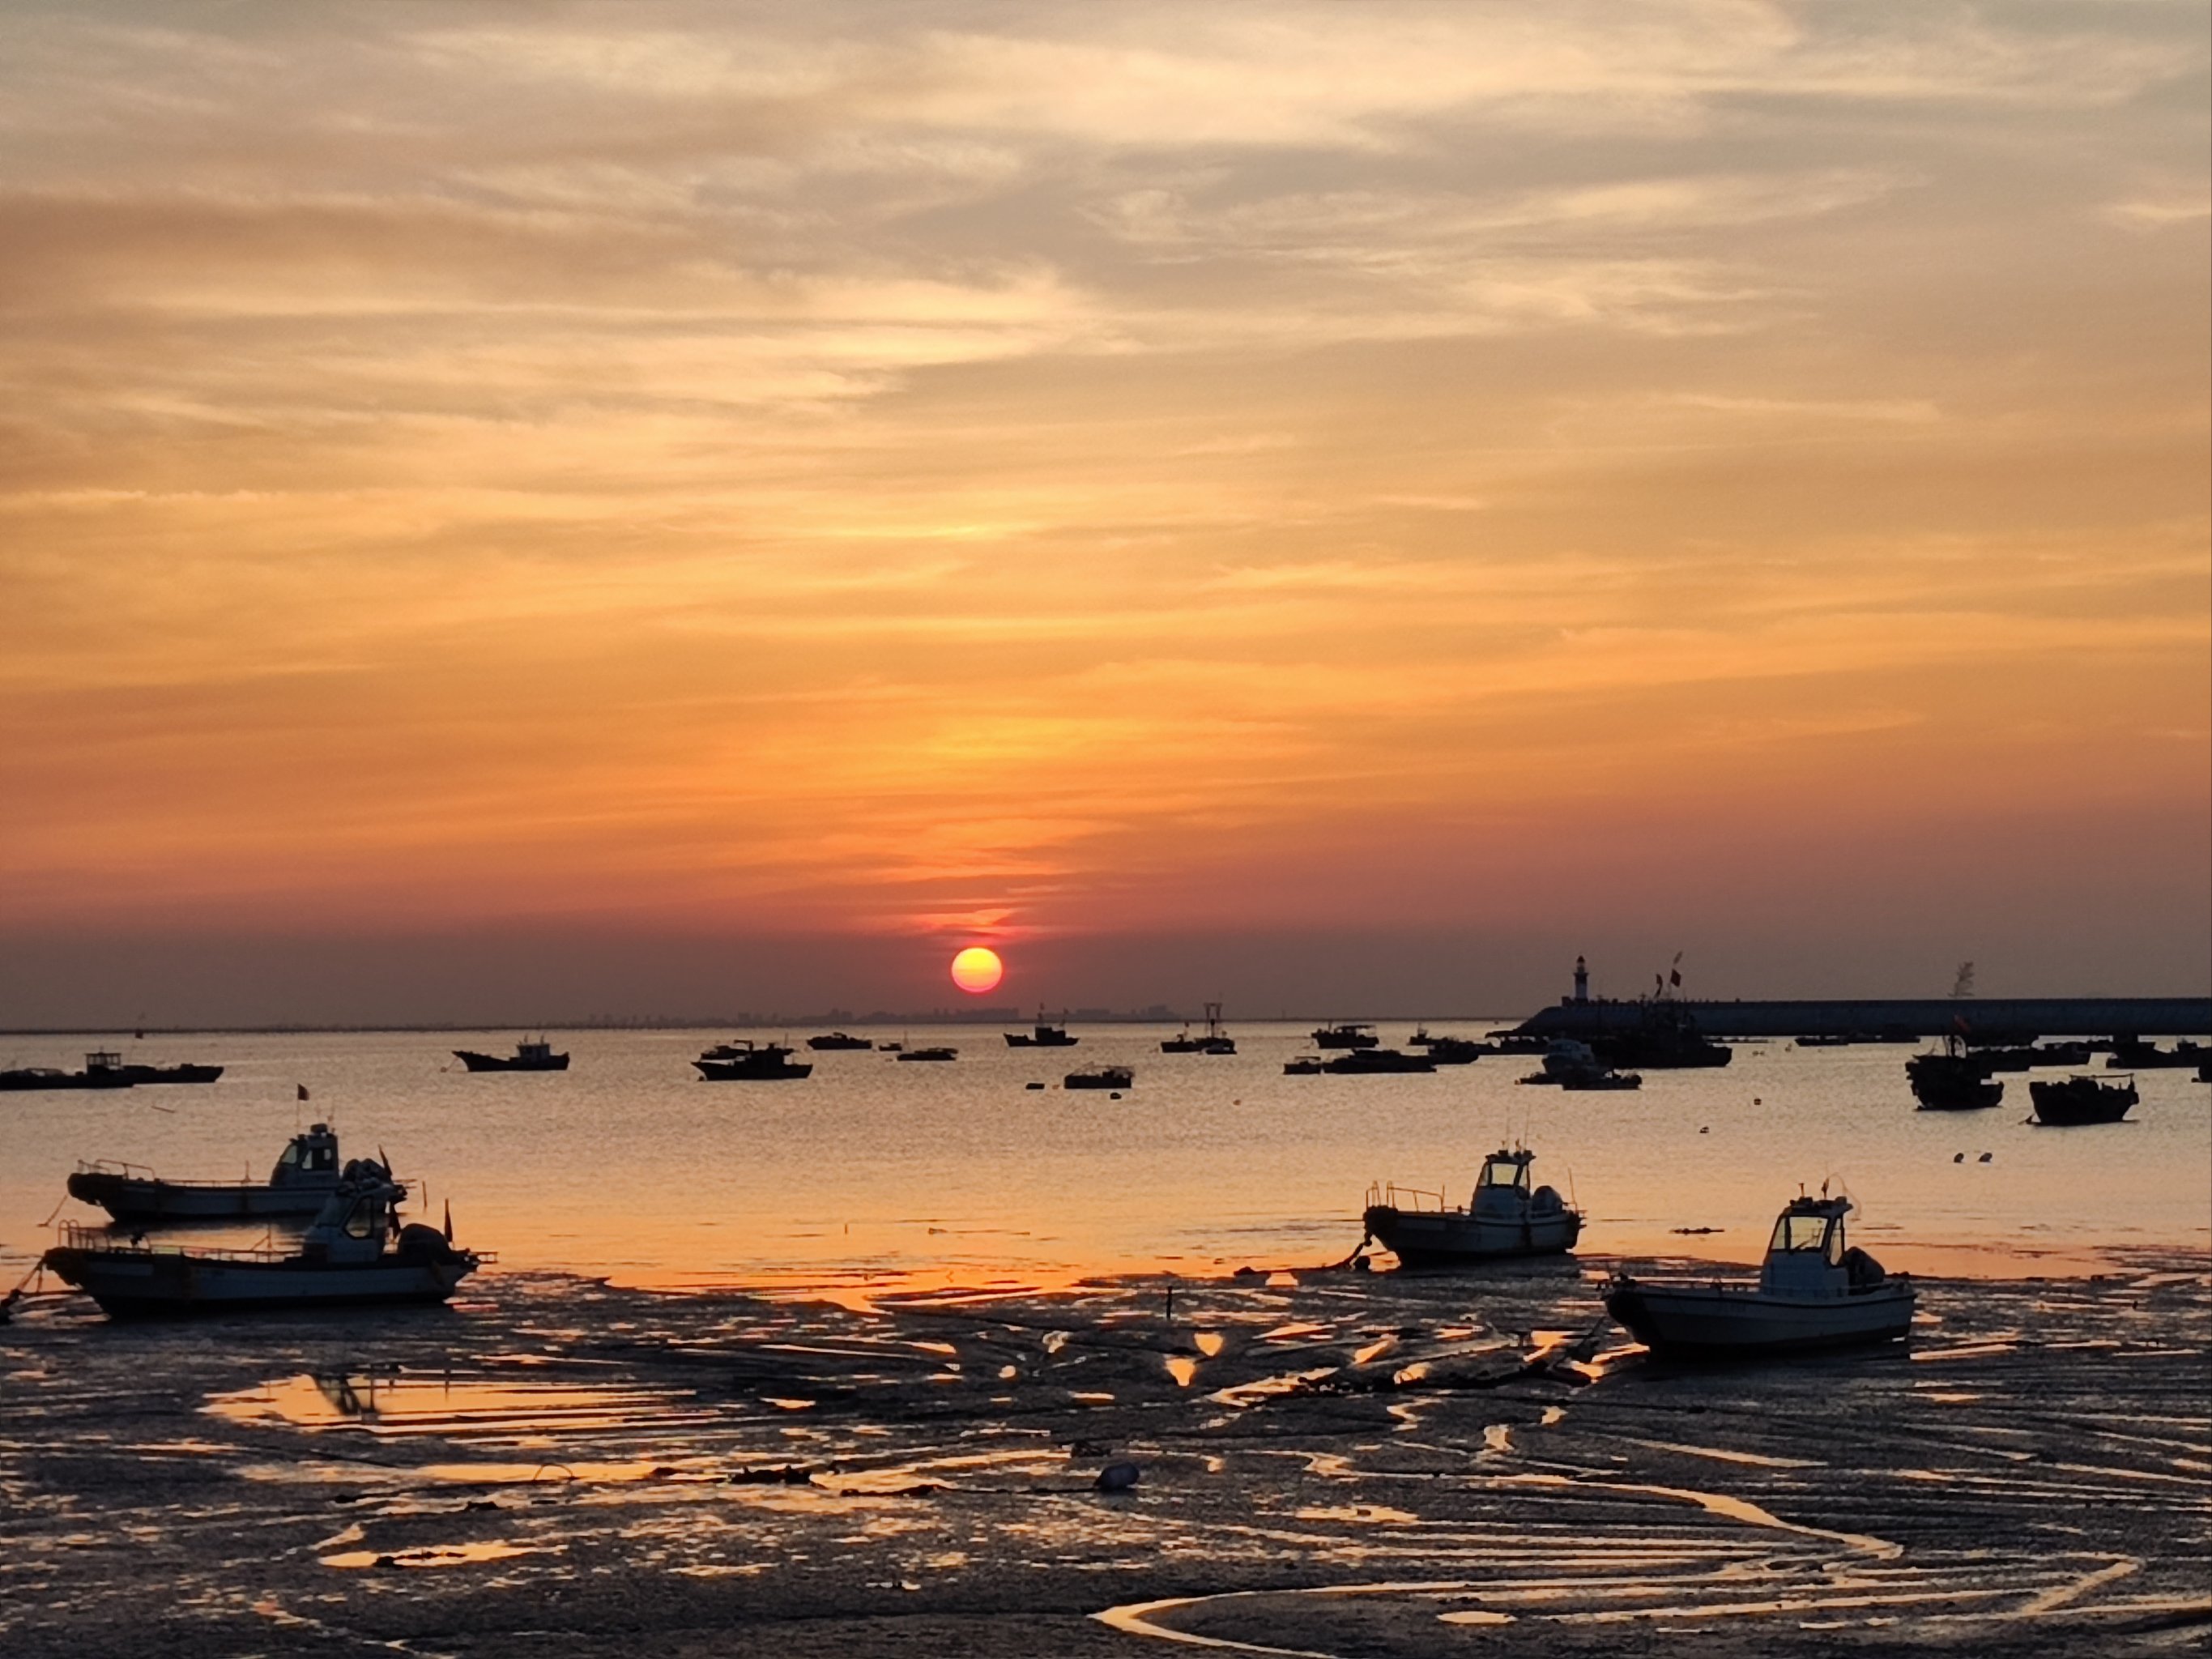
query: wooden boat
693 1040 812 1081
1362 1148 1582 1265
806 1031 873 1051
453 1037 569 1073
1004 1010 1077 1048
1323 1047 1435 1074
2029 1074 2137 1125
42 1165 483 1318
1311 1022 1379 1050
1907 1042 2003 1111
66 1124 345 1223
1064 1064 1134 1090
1604 1193 1913 1358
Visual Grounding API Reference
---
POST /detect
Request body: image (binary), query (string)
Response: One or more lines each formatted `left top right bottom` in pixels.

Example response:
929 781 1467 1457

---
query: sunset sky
2 2 2206 1025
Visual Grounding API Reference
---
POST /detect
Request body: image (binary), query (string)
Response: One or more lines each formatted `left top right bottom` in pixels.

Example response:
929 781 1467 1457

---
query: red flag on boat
297 1084 310 1101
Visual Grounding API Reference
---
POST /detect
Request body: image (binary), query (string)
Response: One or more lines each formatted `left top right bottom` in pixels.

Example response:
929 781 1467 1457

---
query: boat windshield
1480 1160 1528 1192
1770 1213 1840 1261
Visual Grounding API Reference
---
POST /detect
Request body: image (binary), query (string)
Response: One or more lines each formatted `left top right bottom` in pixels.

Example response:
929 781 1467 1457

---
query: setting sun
949 946 1004 995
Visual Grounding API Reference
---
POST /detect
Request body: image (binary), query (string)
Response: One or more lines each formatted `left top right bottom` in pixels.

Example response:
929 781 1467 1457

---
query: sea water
2 1023 2205 1298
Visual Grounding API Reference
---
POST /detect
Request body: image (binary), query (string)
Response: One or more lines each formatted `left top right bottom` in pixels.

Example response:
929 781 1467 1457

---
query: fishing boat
1281 1055 1324 1075
693 1040 812 1081
1064 1064 1134 1090
1323 1047 1435 1074
1591 1003 1731 1070
896 1045 958 1062
1311 1022 1379 1050
1518 1038 1638 1090
2028 1074 2137 1125
41 1162 483 1318
1603 1192 1912 1358
1362 1148 1582 1265
1161 1002 1234 1055
66 1124 346 1223
452 1037 569 1073
0 1051 139 1092
806 1031 874 1051
112 1060 224 1084
1004 1010 1078 1048
1423 1036 1490 1066
2105 1036 2206 1071
1907 1039 2003 1111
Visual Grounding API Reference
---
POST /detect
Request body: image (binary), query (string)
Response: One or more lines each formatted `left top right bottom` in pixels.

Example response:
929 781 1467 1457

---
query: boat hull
1364 1205 1581 1265
41 1247 475 1319
1605 1280 1914 1358
66 1171 336 1222
454 1051 569 1072
2028 1078 2135 1125
693 1059 812 1081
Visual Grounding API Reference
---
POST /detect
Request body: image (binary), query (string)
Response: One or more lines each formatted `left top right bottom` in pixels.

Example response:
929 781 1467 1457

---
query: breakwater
1518 996 2212 1040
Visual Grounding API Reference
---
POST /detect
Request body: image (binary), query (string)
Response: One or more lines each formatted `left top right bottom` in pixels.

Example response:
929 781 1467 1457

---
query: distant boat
896 1046 959 1063
1281 1055 1325 1075
1363 1148 1583 1265
43 1162 482 1318
1064 1064 1134 1090
1591 1004 1730 1070
1907 1039 2003 1111
67 1124 346 1223
693 1040 812 1081
2029 1074 2137 1125
454 1037 569 1073
1423 1036 1490 1066
2106 1036 2206 1071
1311 1022 1379 1050
1005 1010 1077 1048
0 1051 141 1091
806 1031 874 1051
1518 1039 1639 1090
1161 1002 1234 1055
1323 1048 1434 1075
1604 1192 1913 1358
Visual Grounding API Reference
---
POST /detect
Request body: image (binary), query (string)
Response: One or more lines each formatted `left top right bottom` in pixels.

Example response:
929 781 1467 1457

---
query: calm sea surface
3 1022 2206 1298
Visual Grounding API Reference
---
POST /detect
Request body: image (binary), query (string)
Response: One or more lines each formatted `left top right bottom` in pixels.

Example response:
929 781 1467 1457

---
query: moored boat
806 1031 874 1051
2028 1074 2137 1125
693 1040 812 1081
1323 1047 1434 1074
1064 1064 1134 1090
0 1052 139 1091
1907 1039 2002 1111
1311 1021 1379 1050
1161 1002 1234 1055
1604 1193 1912 1359
895 1045 958 1062
1518 1038 1638 1089
2105 1036 2206 1071
1281 1055 1324 1075
453 1037 569 1073
1423 1036 1490 1066
42 1163 483 1318
1005 1010 1077 1048
1362 1148 1582 1265
67 1124 347 1223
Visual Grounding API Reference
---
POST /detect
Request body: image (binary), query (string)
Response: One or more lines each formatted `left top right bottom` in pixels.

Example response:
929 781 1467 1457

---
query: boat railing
74 1158 158 1179
1366 1180 1455 1213
53 1222 300 1261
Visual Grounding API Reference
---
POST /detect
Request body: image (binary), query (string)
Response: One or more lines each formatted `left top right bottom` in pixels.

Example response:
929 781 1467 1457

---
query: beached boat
1311 1022 1379 1050
1005 1011 1077 1048
1064 1064 1134 1090
806 1031 874 1051
1323 1047 1435 1074
66 1124 346 1223
453 1037 569 1073
1603 1192 1912 1358
1362 1148 1582 1265
42 1163 482 1318
2028 1074 2137 1125
693 1041 812 1081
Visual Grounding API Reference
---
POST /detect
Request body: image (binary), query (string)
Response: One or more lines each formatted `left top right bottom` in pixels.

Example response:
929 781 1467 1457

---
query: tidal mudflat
2 1253 2206 1657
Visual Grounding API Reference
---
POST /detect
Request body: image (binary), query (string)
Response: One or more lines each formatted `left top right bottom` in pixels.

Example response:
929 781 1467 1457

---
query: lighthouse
1572 956 1589 1005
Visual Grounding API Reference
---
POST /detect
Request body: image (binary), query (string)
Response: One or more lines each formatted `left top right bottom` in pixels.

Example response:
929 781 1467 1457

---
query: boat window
1769 1213 1832 1255
1481 1160 1528 1191
308 1145 335 1171
278 1142 302 1168
343 1200 380 1239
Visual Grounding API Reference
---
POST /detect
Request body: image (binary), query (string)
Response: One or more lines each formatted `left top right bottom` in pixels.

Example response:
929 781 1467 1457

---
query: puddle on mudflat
1194 1333 1225 1357
322 1542 555 1570
207 1371 705 1435
1296 1504 1420 1525
1166 1355 1199 1388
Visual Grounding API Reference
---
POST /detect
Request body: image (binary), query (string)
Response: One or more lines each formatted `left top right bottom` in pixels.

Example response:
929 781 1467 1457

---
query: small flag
297 1085 310 1101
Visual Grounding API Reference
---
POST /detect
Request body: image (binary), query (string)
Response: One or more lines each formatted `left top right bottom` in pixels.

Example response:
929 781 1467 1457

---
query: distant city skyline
1 2 2206 1026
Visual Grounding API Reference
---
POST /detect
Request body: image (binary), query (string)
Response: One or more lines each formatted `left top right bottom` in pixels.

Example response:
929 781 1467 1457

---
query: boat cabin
1759 1196 1855 1296
83 1051 126 1075
300 1171 405 1264
1471 1149 1571 1221
270 1124 341 1188
518 1038 556 1064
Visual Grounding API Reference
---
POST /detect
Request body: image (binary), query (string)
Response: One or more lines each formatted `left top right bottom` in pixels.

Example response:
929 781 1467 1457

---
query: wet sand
2 1252 2206 1658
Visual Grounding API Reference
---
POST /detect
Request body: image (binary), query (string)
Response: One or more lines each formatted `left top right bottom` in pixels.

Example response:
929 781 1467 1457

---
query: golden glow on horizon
950 948 1005 996
0 2 2202 982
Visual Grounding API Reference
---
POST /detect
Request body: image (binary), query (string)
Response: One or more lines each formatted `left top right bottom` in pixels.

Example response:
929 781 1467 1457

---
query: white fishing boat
1604 1192 1912 1358
42 1162 484 1318
1362 1148 1583 1265
66 1124 347 1223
